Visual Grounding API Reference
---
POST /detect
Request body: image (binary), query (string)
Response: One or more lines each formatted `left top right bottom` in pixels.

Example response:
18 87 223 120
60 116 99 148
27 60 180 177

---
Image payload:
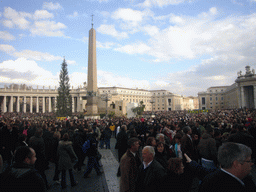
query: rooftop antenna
91 14 94 28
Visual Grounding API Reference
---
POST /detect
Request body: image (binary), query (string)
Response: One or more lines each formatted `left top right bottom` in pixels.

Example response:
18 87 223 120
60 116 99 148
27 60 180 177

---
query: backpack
82 139 90 154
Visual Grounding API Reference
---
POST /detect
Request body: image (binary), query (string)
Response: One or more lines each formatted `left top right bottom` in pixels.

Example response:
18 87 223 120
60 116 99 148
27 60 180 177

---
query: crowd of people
0 108 255 191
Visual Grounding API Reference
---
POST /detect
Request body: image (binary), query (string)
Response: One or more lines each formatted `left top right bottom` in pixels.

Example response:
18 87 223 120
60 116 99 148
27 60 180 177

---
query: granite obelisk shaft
86 27 98 115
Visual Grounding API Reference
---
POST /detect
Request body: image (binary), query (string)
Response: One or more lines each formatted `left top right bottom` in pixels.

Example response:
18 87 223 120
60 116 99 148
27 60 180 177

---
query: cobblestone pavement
45 137 119 192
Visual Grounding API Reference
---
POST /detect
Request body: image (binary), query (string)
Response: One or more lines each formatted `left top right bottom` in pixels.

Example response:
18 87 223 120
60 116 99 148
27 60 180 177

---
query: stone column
43 97 45 113
3 96 7 112
36 96 39 113
10 96 13 112
23 96 27 112
54 97 57 112
30 96 33 113
72 96 74 113
241 86 245 108
49 96 52 112
17 96 20 112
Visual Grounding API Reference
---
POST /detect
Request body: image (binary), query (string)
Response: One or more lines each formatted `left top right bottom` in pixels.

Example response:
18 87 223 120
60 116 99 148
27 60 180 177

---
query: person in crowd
109 122 115 137
83 128 104 178
214 128 222 151
0 154 3 173
227 124 256 160
197 126 218 169
181 126 197 161
17 134 28 147
174 133 183 159
99 127 105 149
199 142 256 192
162 158 188 192
103 125 112 149
0 146 46 192
0 123 19 169
58 133 78 189
180 126 197 191
52 131 61 183
136 146 167 192
145 136 157 147
92 123 101 148
28 127 49 189
115 125 128 177
120 137 141 192
73 128 86 171
154 141 169 169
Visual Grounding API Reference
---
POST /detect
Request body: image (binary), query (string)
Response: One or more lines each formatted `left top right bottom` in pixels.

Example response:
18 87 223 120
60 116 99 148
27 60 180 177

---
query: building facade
0 85 198 116
198 66 256 110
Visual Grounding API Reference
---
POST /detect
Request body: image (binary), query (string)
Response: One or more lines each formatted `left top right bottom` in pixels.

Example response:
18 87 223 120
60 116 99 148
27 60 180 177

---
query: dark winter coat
0 162 46 192
197 133 217 163
57 140 77 170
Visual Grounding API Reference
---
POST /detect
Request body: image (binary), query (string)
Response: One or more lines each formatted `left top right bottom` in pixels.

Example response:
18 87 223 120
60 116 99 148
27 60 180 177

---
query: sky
1 0 256 97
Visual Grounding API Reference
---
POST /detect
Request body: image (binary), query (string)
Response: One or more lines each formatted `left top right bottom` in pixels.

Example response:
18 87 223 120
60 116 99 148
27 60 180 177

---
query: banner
188 109 209 114
57 117 67 120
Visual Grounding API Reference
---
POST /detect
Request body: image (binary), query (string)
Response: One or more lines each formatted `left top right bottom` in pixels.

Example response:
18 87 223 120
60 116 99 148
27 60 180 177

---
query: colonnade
0 95 81 113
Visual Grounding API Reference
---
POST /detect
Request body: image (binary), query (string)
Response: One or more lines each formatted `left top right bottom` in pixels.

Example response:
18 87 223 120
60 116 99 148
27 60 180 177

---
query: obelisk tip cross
91 14 94 28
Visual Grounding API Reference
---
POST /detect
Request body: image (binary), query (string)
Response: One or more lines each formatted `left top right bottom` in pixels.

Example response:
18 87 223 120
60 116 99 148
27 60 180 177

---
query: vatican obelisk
86 15 99 118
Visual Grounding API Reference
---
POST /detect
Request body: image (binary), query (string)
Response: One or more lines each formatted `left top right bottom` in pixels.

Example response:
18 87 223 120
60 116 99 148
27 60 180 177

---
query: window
210 97 212 101
202 97 205 105
221 97 224 101
216 97 218 101
168 99 171 105
119 106 122 110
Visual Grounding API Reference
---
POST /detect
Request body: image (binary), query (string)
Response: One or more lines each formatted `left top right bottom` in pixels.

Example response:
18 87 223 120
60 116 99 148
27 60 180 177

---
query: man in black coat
29 128 49 189
199 142 256 192
227 124 256 160
0 146 46 192
0 123 19 167
136 146 167 192
115 125 128 176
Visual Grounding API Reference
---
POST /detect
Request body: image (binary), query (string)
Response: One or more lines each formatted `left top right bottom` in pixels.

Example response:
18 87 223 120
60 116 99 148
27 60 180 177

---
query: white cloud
0 44 63 61
13 50 62 61
115 9 256 63
97 41 115 49
138 0 190 7
142 25 159 36
97 24 128 39
1 7 66 37
0 44 16 53
112 8 152 30
2 7 30 29
42 2 62 10
67 11 78 19
34 10 54 20
31 21 66 37
70 72 87 88
115 42 151 55
66 60 77 65
0 31 15 41
0 58 58 87
98 70 150 89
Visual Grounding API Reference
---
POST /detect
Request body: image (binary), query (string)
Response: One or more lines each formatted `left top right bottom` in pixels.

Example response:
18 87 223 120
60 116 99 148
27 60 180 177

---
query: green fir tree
56 58 72 117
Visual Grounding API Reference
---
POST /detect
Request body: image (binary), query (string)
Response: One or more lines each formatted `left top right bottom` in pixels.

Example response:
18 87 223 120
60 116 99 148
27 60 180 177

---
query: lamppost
101 93 112 118
150 100 155 117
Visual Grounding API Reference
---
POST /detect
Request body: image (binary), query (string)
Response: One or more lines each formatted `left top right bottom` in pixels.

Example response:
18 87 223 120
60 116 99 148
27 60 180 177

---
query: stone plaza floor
46 137 120 192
